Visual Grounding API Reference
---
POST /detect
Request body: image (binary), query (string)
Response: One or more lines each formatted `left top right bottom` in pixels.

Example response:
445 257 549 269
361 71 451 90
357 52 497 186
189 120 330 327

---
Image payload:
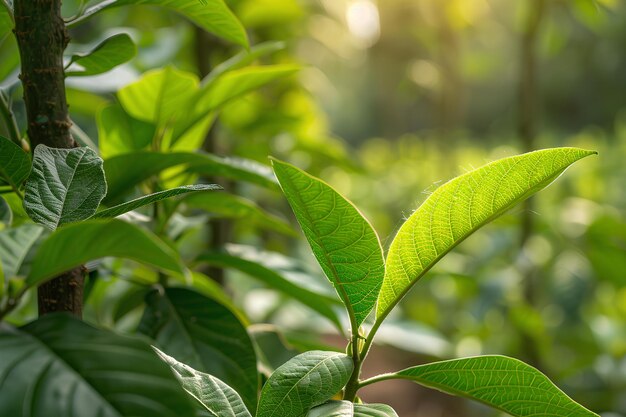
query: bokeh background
2 0 625 415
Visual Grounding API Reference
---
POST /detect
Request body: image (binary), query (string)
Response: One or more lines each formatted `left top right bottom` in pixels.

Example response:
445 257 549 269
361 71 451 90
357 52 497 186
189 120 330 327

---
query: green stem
0 90 21 147
358 373 398 389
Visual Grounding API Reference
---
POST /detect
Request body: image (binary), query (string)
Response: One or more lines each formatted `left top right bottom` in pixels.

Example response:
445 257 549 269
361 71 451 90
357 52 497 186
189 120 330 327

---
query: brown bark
14 0 84 317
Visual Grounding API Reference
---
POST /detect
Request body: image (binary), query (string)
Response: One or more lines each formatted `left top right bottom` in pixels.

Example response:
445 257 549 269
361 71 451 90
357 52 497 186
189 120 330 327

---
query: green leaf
97 102 156 159
307 401 398 417
392 355 598 417
92 184 222 219
0 195 10 226
197 251 342 329
257 350 354 417
73 0 248 48
23 145 107 230
118 66 199 125
66 33 137 77
0 224 43 280
139 287 259 412
154 348 252 417
0 314 195 417
0 135 30 192
103 151 277 203
377 148 596 319
271 158 385 327
26 219 186 288
179 192 294 236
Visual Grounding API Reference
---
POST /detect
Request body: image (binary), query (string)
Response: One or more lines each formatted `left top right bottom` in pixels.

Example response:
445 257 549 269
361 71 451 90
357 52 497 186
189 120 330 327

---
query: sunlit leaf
93 184 222 219
392 355 598 417
139 288 259 412
307 401 398 417
26 219 186 288
97 103 156 159
0 135 30 192
0 315 195 417
154 348 252 417
23 145 107 230
271 158 385 327
378 148 596 318
257 351 353 417
66 33 136 77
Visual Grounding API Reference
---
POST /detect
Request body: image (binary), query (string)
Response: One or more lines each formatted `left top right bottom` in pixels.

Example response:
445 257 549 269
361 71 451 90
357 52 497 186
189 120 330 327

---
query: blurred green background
2 0 625 415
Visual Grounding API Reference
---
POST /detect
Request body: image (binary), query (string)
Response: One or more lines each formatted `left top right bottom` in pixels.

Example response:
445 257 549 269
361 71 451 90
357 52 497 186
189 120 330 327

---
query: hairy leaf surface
0 315 195 417
307 401 398 417
26 219 185 287
23 145 106 230
378 148 596 318
139 288 259 412
155 348 252 417
271 159 384 327
394 355 598 417
257 351 354 417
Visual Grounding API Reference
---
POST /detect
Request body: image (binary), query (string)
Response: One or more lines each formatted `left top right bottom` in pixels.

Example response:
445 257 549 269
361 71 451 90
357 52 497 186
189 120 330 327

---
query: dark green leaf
393 355 598 417
139 288 259 412
271 158 385 327
26 219 186 288
0 314 195 417
154 348 252 417
93 184 222 219
0 224 43 280
23 145 107 230
66 33 136 77
307 401 399 417
0 195 10 225
257 351 354 417
0 135 30 192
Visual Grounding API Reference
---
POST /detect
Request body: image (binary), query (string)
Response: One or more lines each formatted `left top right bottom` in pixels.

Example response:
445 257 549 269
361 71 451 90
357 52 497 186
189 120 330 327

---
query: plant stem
0 90 21 147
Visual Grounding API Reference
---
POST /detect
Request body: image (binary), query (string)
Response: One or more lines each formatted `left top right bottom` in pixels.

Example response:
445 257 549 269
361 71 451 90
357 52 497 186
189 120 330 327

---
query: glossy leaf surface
139 288 258 412
378 148 596 318
66 33 136 77
257 350 353 417
155 348 252 417
271 158 384 327
93 184 222 219
0 314 195 417
26 219 185 287
307 401 398 417
394 355 599 417
23 145 107 230
97 103 155 159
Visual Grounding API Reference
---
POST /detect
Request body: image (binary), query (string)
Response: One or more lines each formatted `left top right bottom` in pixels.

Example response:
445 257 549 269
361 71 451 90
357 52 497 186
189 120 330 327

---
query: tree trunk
14 0 84 317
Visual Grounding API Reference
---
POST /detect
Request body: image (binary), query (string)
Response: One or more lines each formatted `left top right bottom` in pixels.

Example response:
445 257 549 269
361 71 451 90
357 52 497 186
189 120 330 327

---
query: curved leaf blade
73 0 248 48
66 33 136 77
0 224 43 279
394 355 598 417
26 219 186 288
0 135 30 191
307 401 398 417
93 184 222 219
0 314 195 417
271 158 385 327
257 350 354 417
139 288 259 412
23 145 107 230
154 348 252 417
378 148 596 318
97 103 156 159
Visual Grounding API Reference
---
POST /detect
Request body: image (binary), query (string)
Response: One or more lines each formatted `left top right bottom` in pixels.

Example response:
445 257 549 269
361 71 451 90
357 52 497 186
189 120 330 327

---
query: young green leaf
103 151 277 203
97 103 156 159
154 348 252 417
0 195 11 225
390 355 598 417
197 251 342 330
23 145 107 230
26 219 186 288
139 288 259 412
66 33 137 77
0 315 196 417
92 184 222 219
0 135 30 193
257 351 354 417
72 0 248 48
0 224 43 280
377 148 596 319
271 158 385 327
307 401 398 417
